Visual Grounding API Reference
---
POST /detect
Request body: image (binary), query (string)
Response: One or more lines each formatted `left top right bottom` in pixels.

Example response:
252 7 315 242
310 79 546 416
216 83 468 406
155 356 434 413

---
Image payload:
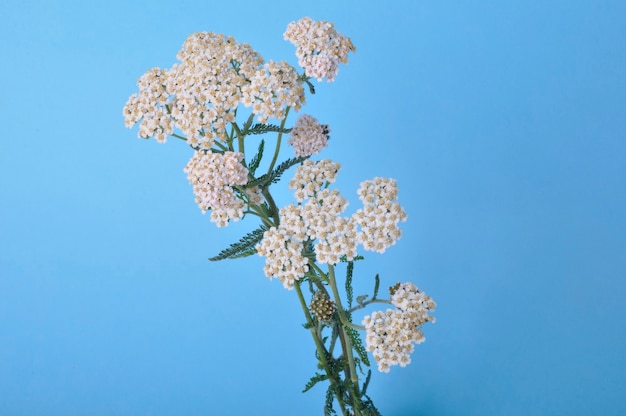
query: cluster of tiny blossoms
363 283 436 372
284 17 356 82
183 151 249 227
244 60 305 124
288 114 330 157
255 227 309 290
257 161 409 288
122 68 173 142
288 159 340 202
123 32 305 149
256 160 345 289
353 178 407 253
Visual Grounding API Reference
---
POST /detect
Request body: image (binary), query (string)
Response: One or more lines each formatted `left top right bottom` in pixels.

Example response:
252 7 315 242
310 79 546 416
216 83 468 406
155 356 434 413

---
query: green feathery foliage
361 393 382 416
340 255 364 263
345 261 354 309
208 225 267 261
372 273 380 300
347 326 370 367
324 387 337 416
247 156 308 189
248 139 264 176
245 123 292 136
361 370 372 397
303 372 329 393
302 319 316 330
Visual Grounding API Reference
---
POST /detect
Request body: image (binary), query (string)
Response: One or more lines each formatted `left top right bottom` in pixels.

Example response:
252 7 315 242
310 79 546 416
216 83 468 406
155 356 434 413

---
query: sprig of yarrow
124 16 435 416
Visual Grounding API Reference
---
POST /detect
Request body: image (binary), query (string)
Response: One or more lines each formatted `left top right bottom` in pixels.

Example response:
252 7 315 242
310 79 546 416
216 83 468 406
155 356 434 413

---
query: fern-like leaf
361 370 372 397
347 326 370 367
324 386 337 416
345 262 354 309
247 156 308 189
303 372 329 393
248 139 264 176
246 123 292 135
208 225 267 261
373 273 380 300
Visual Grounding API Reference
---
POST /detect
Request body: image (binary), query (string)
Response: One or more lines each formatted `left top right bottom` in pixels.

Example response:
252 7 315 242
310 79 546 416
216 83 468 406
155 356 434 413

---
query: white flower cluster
122 68 173 143
183 151 249 227
288 159 340 202
363 283 436 372
288 114 330 157
258 161 408 289
124 32 305 148
255 227 309 290
285 189 360 265
353 178 407 253
284 16 356 82
244 60 305 124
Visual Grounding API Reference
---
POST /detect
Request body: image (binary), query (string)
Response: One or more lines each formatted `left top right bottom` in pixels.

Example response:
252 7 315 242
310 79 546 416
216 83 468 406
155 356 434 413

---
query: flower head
353 178 407 253
363 284 436 372
124 32 305 149
288 114 330 157
284 17 356 82
288 159 341 202
183 150 249 226
243 60 306 124
123 68 173 143
256 227 309 290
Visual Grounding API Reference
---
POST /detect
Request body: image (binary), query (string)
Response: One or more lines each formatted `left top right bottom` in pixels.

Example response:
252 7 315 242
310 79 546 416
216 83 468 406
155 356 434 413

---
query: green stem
267 106 290 174
348 298 392 314
327 265 360 389
262 188 280 226
294 281 349 416
308 261 330 284
241 112 255 136
171 133 187 142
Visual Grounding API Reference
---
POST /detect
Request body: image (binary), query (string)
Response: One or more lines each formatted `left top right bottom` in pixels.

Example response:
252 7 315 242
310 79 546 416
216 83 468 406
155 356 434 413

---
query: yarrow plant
124 16 435 416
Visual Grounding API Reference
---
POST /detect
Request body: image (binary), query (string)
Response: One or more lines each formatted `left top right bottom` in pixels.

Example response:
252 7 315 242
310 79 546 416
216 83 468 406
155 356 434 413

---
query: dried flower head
309 291 336 322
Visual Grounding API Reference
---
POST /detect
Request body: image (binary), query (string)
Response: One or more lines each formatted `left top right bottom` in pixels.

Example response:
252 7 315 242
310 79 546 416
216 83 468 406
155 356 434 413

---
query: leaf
302 372 329 393
208 225 267 261
373 273 380 300
347 326 370 367
361 370 372 396
324 386 337 416
247 156 308 189
246 123 292 136
305 78 316 94
248 139 264 176
345 262 354 309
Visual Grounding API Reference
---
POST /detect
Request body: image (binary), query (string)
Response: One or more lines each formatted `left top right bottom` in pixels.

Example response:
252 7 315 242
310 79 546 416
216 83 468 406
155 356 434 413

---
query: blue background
1 1 625 415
